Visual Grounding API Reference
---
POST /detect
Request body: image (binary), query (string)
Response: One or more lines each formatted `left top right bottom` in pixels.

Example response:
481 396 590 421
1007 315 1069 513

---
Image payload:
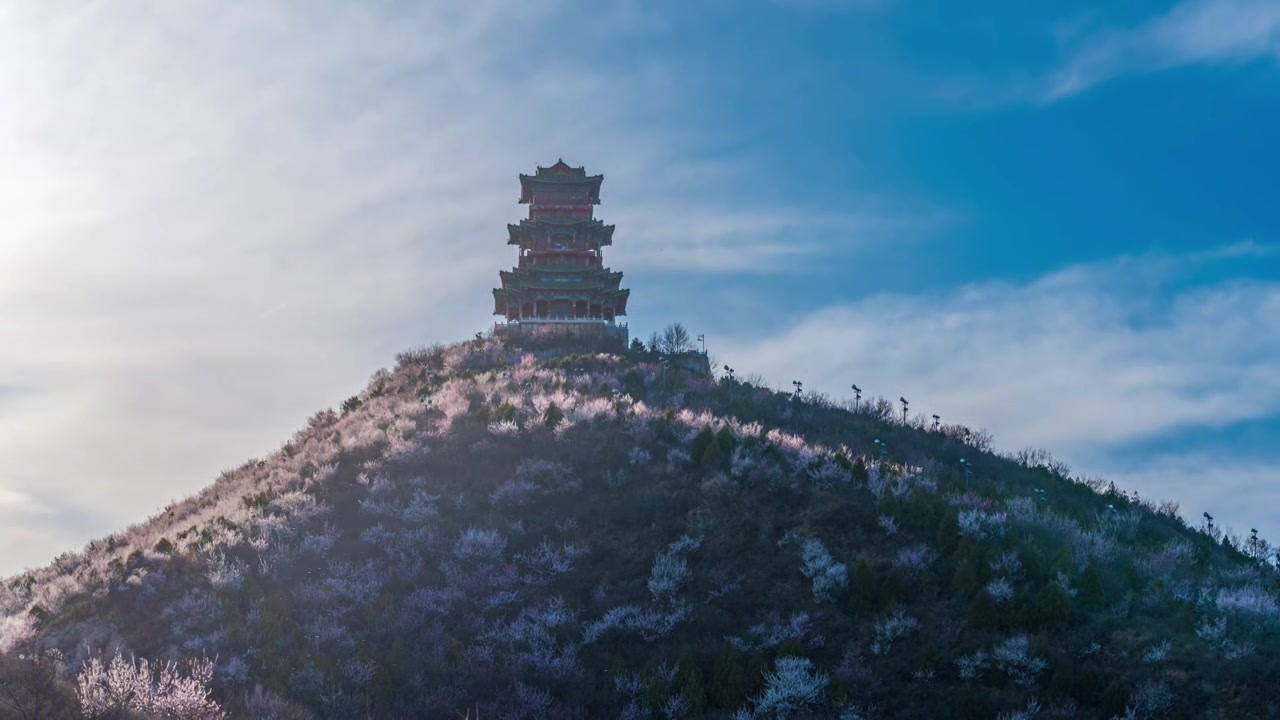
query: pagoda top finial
519 160 604 204
533 159 588 178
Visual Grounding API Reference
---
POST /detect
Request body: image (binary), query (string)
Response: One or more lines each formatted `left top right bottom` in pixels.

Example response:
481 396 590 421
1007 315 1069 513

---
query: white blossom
870 609 918 655
954 650 989 680
750 656 828 719
985 578 1015 604
649 551 692 603
799 538 847 602
992 635 1047 687
77 650 225 720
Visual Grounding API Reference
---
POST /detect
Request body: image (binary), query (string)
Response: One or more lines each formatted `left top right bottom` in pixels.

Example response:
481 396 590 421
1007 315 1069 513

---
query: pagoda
492 160 629 341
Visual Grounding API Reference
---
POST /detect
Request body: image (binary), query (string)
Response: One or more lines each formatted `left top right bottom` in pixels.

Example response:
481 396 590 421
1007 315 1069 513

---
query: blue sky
1 0 1279 575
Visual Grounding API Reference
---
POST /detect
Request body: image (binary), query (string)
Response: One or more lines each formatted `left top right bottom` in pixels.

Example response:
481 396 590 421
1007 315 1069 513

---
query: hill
1 331 1278 719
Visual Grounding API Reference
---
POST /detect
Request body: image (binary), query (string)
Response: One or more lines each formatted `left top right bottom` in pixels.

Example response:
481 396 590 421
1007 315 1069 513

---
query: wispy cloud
613 200 946 274
721 244 1280 455
0 2 929 574
1044 0 1280 101
1096 453 1280 539
720 243 1280 542
769 0 889 12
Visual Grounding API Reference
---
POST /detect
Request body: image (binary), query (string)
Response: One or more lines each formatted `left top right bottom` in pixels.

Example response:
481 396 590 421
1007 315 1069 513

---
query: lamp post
851 384 861 412
959 458 971 492
659 356 670 394
900 397 909 425
932 414 941 432
724 365 736 404
792 380 803 402
697 333 706 354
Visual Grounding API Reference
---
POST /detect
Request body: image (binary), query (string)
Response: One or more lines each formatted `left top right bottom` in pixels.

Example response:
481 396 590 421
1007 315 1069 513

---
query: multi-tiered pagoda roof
493 161 629 336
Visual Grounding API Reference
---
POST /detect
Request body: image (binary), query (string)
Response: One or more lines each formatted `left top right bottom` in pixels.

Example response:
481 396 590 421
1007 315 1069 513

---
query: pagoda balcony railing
504 317 626 327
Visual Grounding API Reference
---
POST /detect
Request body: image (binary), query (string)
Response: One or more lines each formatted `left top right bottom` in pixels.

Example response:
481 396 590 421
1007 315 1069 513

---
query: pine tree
851 456 869 485
936 512 959 557
1034 582 1071 629
675 651 707 714
849 558 878 615
714 425 737 454
689 425 716 466
968 592 998 630
1077 562 1105 610
710 646 748 709
543 402 565 428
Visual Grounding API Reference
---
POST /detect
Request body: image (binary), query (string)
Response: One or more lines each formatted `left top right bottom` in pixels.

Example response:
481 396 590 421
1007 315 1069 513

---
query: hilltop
1 331 1278 719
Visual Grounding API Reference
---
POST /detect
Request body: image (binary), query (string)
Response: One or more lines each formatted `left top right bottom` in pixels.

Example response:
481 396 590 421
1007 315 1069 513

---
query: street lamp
932 414 941 432
851 384 861 412
697 333 706 354
899 397 909 424
959 458 971 492
658 355 670 393
724 365 736 403
792 380 803 402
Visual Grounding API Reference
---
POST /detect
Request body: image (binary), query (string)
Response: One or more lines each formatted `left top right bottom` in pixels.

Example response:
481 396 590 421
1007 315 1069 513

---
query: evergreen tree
689 425 716 466
879 568 903 610
852 456 869 485
543 402 565 428
710 646 748 710
675 651 708 714
715 425 737 454
936 511 959 557
1034 582 1071 629
1077 562 1105 610
968 592 998 630
849 558 878 615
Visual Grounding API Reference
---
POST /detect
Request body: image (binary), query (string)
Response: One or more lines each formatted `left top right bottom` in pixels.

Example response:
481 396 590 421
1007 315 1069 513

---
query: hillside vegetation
1 332 1278 719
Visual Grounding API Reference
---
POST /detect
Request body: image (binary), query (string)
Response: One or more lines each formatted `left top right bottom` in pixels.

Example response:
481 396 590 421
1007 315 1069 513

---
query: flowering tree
985 578 1015 605
870 610 919 655
799 538 847 603
745 656 828 719
76 649 225 719
992 635 1047 687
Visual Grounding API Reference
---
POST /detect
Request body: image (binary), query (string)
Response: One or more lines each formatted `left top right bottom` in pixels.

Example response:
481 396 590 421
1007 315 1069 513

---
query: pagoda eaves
493 161 629 340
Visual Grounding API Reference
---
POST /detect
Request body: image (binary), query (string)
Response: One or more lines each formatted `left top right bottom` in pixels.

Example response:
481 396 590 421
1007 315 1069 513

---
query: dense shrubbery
0 332 1278 718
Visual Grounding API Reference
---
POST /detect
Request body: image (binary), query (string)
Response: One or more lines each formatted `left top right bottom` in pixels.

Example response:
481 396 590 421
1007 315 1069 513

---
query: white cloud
1094 453 1280 545
612 201 943 274
719 246 1280 455
1044 0 1280 101
0 1 926 575
719 244 1280 545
